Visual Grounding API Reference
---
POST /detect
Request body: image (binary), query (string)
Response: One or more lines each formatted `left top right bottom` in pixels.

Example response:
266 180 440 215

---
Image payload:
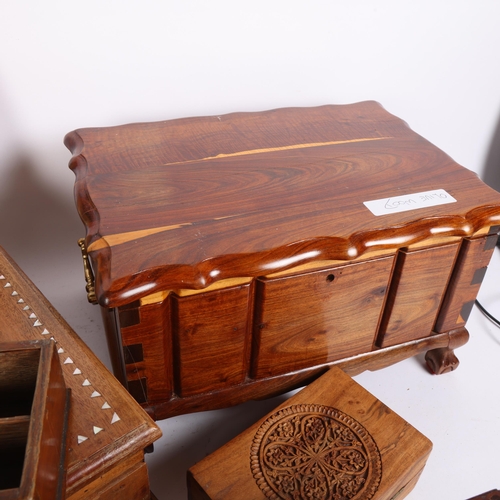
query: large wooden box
187 367 432 500
64 101 500 420
0 340 70 500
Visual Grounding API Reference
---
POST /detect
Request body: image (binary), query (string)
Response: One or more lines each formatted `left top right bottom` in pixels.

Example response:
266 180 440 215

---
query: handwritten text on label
364 189 457 216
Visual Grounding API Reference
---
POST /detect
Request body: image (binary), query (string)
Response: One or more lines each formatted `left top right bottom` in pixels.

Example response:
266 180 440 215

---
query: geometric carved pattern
250 405 382 500
1 270 121 446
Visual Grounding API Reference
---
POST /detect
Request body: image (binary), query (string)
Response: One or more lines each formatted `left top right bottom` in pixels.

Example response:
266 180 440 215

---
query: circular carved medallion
250 404 382 500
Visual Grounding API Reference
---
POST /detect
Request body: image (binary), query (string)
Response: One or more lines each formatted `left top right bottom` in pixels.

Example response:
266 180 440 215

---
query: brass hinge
78 238 97 304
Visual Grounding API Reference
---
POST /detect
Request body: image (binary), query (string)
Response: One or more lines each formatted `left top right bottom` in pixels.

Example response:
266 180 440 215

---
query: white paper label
363 189 457 216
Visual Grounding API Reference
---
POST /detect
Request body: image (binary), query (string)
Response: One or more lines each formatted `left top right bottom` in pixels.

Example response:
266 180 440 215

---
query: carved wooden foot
425 347 460 374
424 327 469 375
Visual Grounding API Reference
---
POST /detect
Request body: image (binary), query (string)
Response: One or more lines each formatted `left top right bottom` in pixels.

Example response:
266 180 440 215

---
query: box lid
187 366 432 500
65 101 500 307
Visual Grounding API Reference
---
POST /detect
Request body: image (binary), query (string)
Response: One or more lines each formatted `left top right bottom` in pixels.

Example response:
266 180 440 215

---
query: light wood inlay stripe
87 137 393 252
162 136 393 166
88 223 193 251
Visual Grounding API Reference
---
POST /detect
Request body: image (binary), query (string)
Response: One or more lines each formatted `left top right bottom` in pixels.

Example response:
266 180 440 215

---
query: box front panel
172 284 252 397
251 257 394 379
435 234 498 332
377 243 460 348
119 297 174 405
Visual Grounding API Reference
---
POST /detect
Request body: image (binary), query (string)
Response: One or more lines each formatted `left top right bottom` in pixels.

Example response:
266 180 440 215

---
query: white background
1 2 500 498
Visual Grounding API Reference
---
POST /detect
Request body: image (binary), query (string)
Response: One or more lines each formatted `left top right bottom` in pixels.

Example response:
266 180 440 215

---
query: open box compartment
0 340 70 500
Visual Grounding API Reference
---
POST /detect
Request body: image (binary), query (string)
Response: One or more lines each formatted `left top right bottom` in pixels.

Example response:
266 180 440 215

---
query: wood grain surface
64 103 500 420
187 366 432 499
0 340 69 499
0 246 162 498
65 102 500 307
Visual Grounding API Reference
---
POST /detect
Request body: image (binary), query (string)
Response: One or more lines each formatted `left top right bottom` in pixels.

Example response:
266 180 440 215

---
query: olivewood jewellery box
65 101 500 421
187 366 432 500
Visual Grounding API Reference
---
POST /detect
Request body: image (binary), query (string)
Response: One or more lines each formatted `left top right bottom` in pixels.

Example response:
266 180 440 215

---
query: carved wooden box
64 102 500 420
0 340 70 500
187 366 432 500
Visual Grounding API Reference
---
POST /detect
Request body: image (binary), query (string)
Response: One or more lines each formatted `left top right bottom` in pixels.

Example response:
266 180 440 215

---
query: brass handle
78 238 97 304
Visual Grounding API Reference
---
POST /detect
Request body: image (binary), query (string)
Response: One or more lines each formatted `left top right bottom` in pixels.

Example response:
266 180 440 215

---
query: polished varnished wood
65 102 500 304
0 247 162 499
65 102 500 419
252 257 393 379
187 366 432 500
0 341 69 500
376 243 459 348
435 234 499 332
128 327 469 419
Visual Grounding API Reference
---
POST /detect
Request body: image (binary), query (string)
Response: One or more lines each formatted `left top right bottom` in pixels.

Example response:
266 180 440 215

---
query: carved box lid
187 366 433 500
65 102 500 307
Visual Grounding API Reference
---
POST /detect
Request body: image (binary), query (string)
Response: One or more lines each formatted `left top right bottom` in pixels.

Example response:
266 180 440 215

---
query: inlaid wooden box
65 102 500 420
187 366 432 500
0 246 162 499
0 340 70 500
